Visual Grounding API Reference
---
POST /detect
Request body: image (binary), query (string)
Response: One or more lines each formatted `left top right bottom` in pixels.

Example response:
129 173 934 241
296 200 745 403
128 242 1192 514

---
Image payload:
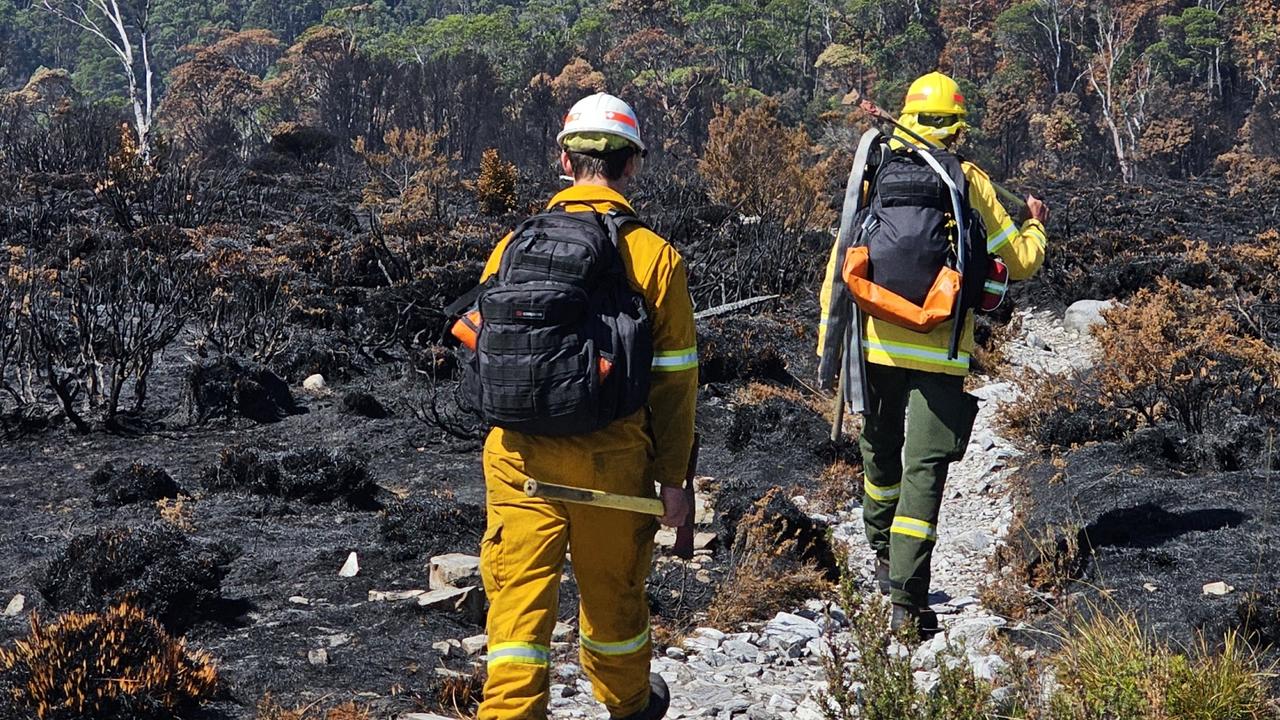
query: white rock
694 532 718 551
553 621 574 641
399 714 457 720
428 553 481 590
432 639 462 658
767 693 797 712
338 552 360 577
1203 581 1234 596
308 648 329 665
1026 332 1051 351
764 613 820 641
418 586 484 623
321 633 352 648
665 646 686 660
964 530 993 553
1063 299 1115 334
303 373 327 392
288 595 310 605
461 633 488 655
3 594 24 617
368 589 426 602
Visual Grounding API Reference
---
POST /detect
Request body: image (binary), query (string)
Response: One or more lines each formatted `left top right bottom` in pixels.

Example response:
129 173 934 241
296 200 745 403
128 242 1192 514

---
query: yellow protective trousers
478 430 658 720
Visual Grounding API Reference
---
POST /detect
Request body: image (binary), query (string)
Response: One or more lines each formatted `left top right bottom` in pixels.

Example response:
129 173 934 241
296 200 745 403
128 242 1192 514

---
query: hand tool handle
524 479 665 516
673 435 700 560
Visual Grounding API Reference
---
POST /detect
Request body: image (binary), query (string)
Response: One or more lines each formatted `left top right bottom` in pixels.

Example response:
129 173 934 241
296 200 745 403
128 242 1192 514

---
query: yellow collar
546 184 636 214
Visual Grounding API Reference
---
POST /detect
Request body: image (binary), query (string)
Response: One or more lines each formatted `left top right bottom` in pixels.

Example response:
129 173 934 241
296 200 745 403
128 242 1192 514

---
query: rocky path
464 305 1105 720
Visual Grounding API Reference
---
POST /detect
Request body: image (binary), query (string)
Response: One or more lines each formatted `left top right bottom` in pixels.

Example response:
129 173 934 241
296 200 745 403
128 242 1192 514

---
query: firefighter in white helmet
476 92 696 720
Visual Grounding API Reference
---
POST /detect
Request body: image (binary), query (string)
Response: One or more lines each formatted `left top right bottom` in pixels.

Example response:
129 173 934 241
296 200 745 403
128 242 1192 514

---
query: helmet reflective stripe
902 72 967 117
557 92 645 152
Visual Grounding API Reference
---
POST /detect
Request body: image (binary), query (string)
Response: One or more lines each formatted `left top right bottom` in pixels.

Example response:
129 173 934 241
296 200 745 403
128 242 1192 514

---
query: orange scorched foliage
0 603 218 719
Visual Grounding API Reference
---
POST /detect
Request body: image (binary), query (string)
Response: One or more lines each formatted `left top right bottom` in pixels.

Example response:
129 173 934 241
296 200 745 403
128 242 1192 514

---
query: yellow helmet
902 71 967 117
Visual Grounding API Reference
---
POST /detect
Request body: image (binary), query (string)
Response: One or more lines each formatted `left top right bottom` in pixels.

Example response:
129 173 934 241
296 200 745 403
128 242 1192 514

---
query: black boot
875 558 891 595
890 603 940 638
612 673 669 720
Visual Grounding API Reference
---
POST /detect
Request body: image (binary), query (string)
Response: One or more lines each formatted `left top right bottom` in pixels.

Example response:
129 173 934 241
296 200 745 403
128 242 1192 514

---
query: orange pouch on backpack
450 310 482 351
842 246 961 332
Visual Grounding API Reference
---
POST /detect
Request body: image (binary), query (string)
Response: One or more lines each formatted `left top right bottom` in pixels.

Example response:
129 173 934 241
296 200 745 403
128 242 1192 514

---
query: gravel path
446 306 1104 720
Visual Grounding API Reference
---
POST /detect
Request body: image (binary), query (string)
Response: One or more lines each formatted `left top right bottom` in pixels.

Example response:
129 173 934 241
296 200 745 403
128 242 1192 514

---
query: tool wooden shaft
523 479 665 516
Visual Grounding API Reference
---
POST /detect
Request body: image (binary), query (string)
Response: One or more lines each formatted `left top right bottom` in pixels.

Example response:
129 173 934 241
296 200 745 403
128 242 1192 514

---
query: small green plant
819 574 999 720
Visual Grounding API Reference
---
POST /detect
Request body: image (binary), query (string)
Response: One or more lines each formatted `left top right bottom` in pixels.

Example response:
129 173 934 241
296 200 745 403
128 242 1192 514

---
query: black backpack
853 144 989 357
865 146 987 309
446 207 653 437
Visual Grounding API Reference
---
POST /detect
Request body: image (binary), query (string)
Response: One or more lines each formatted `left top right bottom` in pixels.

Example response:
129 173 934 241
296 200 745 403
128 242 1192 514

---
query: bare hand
659 485 690 528
1027 194 1049 224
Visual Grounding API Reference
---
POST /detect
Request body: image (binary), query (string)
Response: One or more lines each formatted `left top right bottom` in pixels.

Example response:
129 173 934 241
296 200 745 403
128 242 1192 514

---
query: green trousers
859 363 979 608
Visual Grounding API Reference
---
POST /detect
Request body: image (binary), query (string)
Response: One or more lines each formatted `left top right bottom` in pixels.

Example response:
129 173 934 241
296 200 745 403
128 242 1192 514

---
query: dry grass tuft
1050 608 1275 720
0 602 218 719
255 695 372 720
733 381 827 416
155 495 195 532
808 459 860 516
706 488 830 627
435 667 484 717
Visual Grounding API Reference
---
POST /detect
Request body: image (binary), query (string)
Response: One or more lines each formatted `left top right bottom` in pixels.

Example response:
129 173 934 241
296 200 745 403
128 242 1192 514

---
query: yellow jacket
817 158 1046 376
480 184 698 488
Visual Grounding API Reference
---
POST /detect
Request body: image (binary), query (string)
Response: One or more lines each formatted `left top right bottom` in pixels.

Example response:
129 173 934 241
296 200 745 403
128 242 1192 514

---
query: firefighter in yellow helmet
818 71 1049 633
475 93 697 720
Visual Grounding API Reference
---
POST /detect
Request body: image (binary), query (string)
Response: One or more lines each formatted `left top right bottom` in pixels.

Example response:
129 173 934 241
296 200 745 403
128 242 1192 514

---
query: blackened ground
0 354 489 719
1007 432 1280 655
0 299 842 718
1020 177 1280 306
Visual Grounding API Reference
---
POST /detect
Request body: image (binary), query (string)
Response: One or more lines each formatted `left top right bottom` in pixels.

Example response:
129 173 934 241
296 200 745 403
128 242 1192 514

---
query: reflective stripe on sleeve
862 339 971 371
487 642 551 668
987 223 1017 253
1025 224 1047 253
580 626 650 656
864 475 901 503
652 346 698 372
891 516 937 541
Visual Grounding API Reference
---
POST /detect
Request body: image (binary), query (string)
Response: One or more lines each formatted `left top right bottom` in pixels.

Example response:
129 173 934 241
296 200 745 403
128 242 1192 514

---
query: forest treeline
1 0 1277 191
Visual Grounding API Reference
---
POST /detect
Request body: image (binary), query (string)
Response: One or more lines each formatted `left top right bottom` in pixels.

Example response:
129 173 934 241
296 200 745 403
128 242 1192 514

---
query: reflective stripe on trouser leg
859 364 909 560
488 642 551 668
890 515 936 541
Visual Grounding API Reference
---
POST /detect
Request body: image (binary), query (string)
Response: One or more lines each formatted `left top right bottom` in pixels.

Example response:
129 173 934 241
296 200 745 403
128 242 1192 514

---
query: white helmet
556 92 645 153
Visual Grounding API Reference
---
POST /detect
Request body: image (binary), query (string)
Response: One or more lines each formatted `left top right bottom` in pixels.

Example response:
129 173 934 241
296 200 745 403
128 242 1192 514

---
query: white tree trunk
42 0 154 160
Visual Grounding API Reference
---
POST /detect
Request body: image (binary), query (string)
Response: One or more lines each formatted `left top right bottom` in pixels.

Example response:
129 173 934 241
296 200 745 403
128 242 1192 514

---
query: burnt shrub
1094 280 1280 435
0 603 219 720
725 383 827 453
269 331 358 385
201 445 377 507
1003 372 1137 449
698 317 789 385
379 492 484 561
182 356 304 424
1005 280 1280 453
88 461 183 506
39 525 235 634
342 392 390 419
706 488 834 626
